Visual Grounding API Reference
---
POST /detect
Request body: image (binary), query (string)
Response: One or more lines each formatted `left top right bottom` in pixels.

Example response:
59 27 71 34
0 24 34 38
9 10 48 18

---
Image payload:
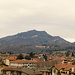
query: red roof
11 59 37 63
61 57 67 60
8 56 17 61
55 63 75 72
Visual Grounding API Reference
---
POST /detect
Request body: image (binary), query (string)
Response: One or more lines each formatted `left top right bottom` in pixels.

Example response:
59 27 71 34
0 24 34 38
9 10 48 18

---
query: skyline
0 0 75 42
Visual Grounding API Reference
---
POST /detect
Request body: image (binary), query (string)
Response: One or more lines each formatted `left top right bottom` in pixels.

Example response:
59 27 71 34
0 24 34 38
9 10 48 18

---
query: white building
10 59 37 69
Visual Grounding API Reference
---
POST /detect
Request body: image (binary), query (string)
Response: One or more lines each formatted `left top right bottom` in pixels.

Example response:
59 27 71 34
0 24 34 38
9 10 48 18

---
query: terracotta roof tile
55 63 75 72
11 59 37 63
60 57 67 60
7 56 17 61
55 63 71 70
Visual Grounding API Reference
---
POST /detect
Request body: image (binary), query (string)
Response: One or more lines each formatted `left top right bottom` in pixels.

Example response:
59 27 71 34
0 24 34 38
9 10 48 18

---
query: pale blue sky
0 0 75 42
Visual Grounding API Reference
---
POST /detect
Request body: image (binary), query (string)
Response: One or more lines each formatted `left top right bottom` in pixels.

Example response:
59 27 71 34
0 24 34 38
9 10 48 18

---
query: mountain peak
27 29 37 32
27 29 46 33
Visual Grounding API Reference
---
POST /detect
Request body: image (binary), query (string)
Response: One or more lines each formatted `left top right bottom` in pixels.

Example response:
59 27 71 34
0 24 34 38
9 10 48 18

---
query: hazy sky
0 0 75 42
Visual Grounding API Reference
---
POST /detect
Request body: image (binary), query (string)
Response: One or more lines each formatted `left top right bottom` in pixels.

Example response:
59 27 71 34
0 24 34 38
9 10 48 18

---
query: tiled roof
55 63 75 72
2 67 42 75
60 57 67 60
7 56 17 61
11 59 37 63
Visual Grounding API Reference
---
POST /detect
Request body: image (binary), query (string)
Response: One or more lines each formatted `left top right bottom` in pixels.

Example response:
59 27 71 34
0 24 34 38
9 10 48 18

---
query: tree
72 52 74 57
25 55 31 60
17 53 24 59
29 52 35 58
43 54 47 61
65 51 70 57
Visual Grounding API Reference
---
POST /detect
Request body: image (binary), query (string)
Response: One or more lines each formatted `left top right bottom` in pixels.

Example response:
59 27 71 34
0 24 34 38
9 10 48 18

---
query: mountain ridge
0 30 70 45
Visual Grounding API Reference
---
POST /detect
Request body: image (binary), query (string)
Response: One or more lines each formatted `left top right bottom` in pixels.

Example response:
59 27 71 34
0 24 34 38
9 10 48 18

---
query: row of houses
3 58 56 69
1 63 75 75
1 54 75 75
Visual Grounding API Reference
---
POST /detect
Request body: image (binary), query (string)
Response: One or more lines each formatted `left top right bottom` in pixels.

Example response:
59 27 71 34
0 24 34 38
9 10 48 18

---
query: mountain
0 30 70 45
0 30 73 53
